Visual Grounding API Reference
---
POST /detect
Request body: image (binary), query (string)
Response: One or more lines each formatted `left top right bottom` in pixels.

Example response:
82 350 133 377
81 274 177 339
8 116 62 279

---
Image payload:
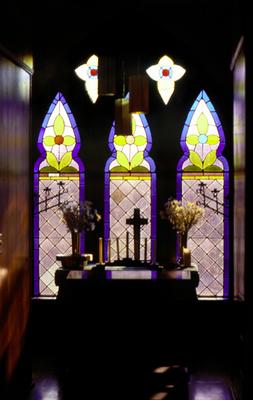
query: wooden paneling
0 47 32 384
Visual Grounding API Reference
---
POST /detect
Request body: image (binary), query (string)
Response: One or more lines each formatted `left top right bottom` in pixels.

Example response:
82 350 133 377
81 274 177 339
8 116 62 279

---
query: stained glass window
146 55 186 105
177 90 229 297
75 54 98 103
34 92 85 296
104 112 156 263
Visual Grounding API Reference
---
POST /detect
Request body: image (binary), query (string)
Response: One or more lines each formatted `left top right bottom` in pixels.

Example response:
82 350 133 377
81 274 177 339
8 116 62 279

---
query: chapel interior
0 1 251 399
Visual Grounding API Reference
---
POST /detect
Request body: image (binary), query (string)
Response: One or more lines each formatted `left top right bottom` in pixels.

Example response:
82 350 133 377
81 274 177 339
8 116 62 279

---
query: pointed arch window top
108 112 154 173
37 92 82 173
180 90 228 173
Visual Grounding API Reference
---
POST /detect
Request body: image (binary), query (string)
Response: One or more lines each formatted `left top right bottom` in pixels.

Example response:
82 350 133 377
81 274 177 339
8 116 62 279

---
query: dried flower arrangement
60 200 101 234
160 198 204 235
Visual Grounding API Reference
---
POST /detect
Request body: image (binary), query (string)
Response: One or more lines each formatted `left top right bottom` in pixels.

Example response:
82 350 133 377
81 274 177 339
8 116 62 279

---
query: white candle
183 247 191 267
99 237 103 264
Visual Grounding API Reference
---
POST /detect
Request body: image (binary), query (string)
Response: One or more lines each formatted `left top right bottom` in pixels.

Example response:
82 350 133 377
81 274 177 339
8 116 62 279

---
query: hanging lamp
115 98 132 136
98 56 116 96
129 74 149 114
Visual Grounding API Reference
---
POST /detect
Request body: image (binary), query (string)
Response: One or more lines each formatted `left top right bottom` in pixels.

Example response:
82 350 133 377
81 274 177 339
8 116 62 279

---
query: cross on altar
126 208 148 261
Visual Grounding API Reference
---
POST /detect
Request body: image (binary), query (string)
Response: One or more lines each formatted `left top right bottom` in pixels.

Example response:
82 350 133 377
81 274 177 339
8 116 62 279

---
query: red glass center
90 68 97 76
162 68 170 77
55 135 64 145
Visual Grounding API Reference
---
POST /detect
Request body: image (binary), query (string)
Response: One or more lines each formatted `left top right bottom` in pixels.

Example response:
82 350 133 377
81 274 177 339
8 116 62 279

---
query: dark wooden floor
2 297 247 399
28 350 234 400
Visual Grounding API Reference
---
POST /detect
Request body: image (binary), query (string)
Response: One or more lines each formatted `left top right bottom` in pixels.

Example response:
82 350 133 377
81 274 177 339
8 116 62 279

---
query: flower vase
178 232 188 264
71 231 80 255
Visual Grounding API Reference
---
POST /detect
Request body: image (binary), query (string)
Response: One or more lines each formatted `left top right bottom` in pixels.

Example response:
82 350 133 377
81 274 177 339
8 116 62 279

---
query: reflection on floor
28 351 233 400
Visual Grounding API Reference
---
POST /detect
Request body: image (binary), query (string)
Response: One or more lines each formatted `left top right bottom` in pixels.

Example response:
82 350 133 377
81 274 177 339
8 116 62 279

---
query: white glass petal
128 144 138 160
86 54 98 67
85 79 98 103
75 64 89 81
172 65 186 81
146 65 160 81
158 55 174 68
158 80 175 104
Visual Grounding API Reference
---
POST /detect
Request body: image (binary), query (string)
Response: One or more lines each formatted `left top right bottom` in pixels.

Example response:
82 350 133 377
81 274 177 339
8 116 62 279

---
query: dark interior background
0 0 246 261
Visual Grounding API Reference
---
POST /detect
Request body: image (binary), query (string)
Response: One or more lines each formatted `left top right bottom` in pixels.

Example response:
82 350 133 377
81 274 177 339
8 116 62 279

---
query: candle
183 247 191 267
99 237 103 264
144 238 147 262
126 232 129 258
108 239 111 263
116 237 120 260
84 253 93 262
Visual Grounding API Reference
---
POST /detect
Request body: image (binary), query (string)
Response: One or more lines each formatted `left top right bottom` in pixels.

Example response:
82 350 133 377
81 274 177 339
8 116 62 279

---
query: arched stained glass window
34 92 85 296
104 112 156 263
177 90 229 297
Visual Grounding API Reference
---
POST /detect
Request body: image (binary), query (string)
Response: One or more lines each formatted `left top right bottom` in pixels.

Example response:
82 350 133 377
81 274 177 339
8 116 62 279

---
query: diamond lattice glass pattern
39 179 80 295
110 179 151 261
183 179 224 296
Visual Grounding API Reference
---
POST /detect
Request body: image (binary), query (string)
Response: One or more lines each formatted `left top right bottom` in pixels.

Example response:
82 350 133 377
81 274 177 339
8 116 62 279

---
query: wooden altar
54 263 199 397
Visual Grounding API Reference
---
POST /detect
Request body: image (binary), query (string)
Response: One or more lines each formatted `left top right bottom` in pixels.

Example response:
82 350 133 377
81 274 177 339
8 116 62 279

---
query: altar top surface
55 263 199 286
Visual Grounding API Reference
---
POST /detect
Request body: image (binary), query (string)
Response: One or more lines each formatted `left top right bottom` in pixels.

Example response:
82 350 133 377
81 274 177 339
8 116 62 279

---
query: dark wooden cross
126 208 148 261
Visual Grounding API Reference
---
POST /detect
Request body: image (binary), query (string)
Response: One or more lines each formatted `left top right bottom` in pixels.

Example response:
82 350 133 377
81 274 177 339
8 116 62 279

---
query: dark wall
30 7 237 261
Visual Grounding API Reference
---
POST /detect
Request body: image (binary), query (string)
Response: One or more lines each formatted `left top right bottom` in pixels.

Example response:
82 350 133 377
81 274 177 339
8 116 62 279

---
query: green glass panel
131 166 149 172
61 166 78 173
46 151 59 170
59 152 72 170
203 149 216 169
116 151 130 170
186 135 199 145
53 114 65 136
43 136 55 146
130 151 144 169
110 166 128 172
134 136 147 146
183 165 202 172
39 166 58 173
63 135 75 145
207 135 220 145
197 113 208 134
189 150 203 169
204 165 223 172
114 135 127 146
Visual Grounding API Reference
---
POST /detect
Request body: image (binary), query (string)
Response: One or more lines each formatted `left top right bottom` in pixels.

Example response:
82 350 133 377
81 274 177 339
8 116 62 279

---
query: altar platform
55 263 199 303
